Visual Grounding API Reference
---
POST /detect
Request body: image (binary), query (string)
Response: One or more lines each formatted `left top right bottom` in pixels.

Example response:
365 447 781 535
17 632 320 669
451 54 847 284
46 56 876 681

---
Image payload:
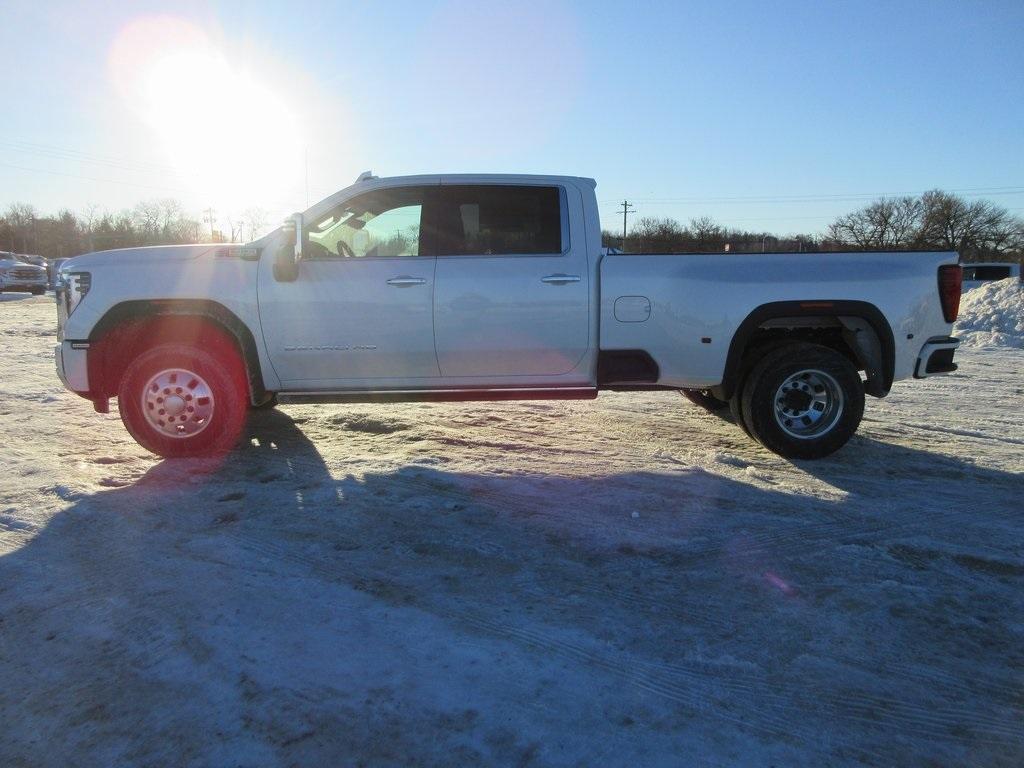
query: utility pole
204 207 216 241
304 148 310 208
619 200 635 251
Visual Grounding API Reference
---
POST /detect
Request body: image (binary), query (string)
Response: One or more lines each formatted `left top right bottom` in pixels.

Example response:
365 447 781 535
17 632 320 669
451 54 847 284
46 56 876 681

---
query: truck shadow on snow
1 409 1022 766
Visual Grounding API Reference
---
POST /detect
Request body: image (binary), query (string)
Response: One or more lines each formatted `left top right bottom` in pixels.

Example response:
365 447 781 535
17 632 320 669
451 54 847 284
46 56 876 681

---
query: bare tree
131 200 163 243
629 217 685 252
919 190 1023 258
689 216 726 250
827 189 1024 260
4 203 37 252
79 203 104 252
240 207 270 241
827 196 923 249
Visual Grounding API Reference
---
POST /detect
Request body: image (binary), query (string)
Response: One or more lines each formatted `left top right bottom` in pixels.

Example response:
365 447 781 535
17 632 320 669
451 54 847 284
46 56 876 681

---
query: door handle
386 276 427 286
541 274 581 284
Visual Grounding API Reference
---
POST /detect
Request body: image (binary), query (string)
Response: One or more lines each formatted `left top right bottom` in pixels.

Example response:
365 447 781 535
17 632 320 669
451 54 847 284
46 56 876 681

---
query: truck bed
599 250 958 389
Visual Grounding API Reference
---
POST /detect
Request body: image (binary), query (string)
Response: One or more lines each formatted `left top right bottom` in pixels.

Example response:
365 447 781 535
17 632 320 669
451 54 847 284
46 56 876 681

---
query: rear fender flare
716 300 895 400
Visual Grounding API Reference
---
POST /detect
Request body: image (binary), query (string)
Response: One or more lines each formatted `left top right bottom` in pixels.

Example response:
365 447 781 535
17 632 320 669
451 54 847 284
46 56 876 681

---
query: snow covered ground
1 295 1022 767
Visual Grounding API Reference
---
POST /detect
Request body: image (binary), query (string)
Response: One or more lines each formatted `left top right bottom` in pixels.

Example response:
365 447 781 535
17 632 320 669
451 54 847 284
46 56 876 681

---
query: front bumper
55 342 90 393
913 336 959 379
0 278 47 292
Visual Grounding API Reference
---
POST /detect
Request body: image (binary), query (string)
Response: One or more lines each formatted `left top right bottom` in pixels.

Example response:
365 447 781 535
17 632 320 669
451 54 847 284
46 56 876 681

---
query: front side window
435 185 562 256
307 187 425 258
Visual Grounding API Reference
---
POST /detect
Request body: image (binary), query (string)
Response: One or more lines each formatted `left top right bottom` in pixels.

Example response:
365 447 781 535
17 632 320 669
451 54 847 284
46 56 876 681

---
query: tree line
602 189 1023 262
1 189 1021 263
0 199 269 260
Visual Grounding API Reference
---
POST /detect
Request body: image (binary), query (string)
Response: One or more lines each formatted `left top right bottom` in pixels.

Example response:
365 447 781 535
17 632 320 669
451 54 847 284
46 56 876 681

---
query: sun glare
109 17 303 214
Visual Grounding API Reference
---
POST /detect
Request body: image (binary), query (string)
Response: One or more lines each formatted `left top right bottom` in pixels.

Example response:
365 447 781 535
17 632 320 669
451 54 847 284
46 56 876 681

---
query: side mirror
273 212 304 282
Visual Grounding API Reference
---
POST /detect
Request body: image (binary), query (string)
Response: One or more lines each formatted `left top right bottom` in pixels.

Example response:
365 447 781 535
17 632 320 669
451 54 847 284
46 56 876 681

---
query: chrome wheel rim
773 369 844 440
141 368 214 438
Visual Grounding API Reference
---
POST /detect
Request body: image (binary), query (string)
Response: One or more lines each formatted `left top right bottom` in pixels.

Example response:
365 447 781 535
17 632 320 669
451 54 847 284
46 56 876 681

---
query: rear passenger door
431 183 590 378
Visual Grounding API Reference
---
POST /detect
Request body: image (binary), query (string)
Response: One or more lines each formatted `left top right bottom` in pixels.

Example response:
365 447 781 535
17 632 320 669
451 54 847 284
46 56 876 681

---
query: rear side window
435 185 562 256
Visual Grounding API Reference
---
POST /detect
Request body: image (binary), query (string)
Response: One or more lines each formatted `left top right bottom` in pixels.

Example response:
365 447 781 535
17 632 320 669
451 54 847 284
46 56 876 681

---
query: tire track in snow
200 512 1023 754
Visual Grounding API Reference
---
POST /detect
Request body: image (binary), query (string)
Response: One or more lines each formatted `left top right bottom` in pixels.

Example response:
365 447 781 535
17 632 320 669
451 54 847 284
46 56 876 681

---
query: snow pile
954 277 1024 349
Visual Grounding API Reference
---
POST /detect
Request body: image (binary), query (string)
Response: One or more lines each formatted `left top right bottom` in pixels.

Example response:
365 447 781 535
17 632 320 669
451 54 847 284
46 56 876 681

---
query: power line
0 160 302 215
0 139 185 176
0 160 193 194
5 137 1023 206
598 185 1024 206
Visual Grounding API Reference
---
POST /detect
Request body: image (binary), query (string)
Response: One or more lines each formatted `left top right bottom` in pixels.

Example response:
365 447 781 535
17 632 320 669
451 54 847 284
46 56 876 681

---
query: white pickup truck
0 254 48 295
55 173 963 460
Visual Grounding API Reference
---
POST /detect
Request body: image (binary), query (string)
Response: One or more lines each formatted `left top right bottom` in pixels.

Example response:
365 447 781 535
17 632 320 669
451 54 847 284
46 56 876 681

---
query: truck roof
307 173 597 219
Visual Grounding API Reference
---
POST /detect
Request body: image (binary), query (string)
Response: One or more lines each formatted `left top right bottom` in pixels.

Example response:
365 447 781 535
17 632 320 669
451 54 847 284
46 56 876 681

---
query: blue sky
2 0 1022 235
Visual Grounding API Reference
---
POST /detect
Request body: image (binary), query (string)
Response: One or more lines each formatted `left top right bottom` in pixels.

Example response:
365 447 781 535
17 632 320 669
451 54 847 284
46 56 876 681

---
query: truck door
258 185 440 388
431 183 590 378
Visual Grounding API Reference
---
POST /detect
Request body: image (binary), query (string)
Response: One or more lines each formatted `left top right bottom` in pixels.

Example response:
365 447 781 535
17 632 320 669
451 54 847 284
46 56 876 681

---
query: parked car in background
0 253 48 295
961 262 1022 291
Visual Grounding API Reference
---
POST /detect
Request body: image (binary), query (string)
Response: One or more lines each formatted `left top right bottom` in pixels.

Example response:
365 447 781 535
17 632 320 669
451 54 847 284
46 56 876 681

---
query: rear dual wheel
732 342 864 460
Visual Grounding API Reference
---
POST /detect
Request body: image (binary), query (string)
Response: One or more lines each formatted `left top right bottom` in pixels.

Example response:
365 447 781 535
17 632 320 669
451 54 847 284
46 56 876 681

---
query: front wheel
118 340 249 458
741 342 864 460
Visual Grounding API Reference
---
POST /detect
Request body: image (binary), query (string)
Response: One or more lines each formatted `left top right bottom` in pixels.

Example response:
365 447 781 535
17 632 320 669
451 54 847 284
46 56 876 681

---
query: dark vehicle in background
0 253 48 295
961 262 1022 291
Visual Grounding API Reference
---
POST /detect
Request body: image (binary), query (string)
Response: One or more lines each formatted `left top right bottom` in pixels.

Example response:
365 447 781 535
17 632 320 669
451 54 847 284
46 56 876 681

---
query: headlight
58 270 91 316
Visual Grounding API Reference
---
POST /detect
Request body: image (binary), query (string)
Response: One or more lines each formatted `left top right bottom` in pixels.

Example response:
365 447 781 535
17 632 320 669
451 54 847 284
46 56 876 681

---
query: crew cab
54 173 963 460
0 254 48 295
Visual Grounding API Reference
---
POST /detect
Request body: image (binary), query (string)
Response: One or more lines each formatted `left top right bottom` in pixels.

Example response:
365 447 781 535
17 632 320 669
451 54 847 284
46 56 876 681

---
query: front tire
741 342 864 460
118 340 249 458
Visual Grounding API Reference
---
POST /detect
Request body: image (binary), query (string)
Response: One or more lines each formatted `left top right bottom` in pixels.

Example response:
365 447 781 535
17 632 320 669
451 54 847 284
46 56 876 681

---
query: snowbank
954 277 1024 349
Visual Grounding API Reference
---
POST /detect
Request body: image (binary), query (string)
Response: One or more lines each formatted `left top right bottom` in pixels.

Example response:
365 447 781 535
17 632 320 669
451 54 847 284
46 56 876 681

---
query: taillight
938 264 962 323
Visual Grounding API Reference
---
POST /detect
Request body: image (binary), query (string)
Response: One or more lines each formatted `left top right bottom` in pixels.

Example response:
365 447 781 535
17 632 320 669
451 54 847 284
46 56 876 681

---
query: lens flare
109 16 303 212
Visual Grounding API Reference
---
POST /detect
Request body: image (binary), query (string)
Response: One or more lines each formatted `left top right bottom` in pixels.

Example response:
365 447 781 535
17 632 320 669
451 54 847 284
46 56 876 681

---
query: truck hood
62 244 224 271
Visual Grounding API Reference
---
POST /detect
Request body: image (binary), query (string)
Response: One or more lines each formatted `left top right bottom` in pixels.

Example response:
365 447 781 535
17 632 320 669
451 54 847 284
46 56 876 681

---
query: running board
277 387 598 405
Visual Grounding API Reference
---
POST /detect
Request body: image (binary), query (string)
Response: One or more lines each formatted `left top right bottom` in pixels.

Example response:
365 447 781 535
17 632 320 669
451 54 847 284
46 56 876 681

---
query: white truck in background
0 253 48 295
55 173 963 460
